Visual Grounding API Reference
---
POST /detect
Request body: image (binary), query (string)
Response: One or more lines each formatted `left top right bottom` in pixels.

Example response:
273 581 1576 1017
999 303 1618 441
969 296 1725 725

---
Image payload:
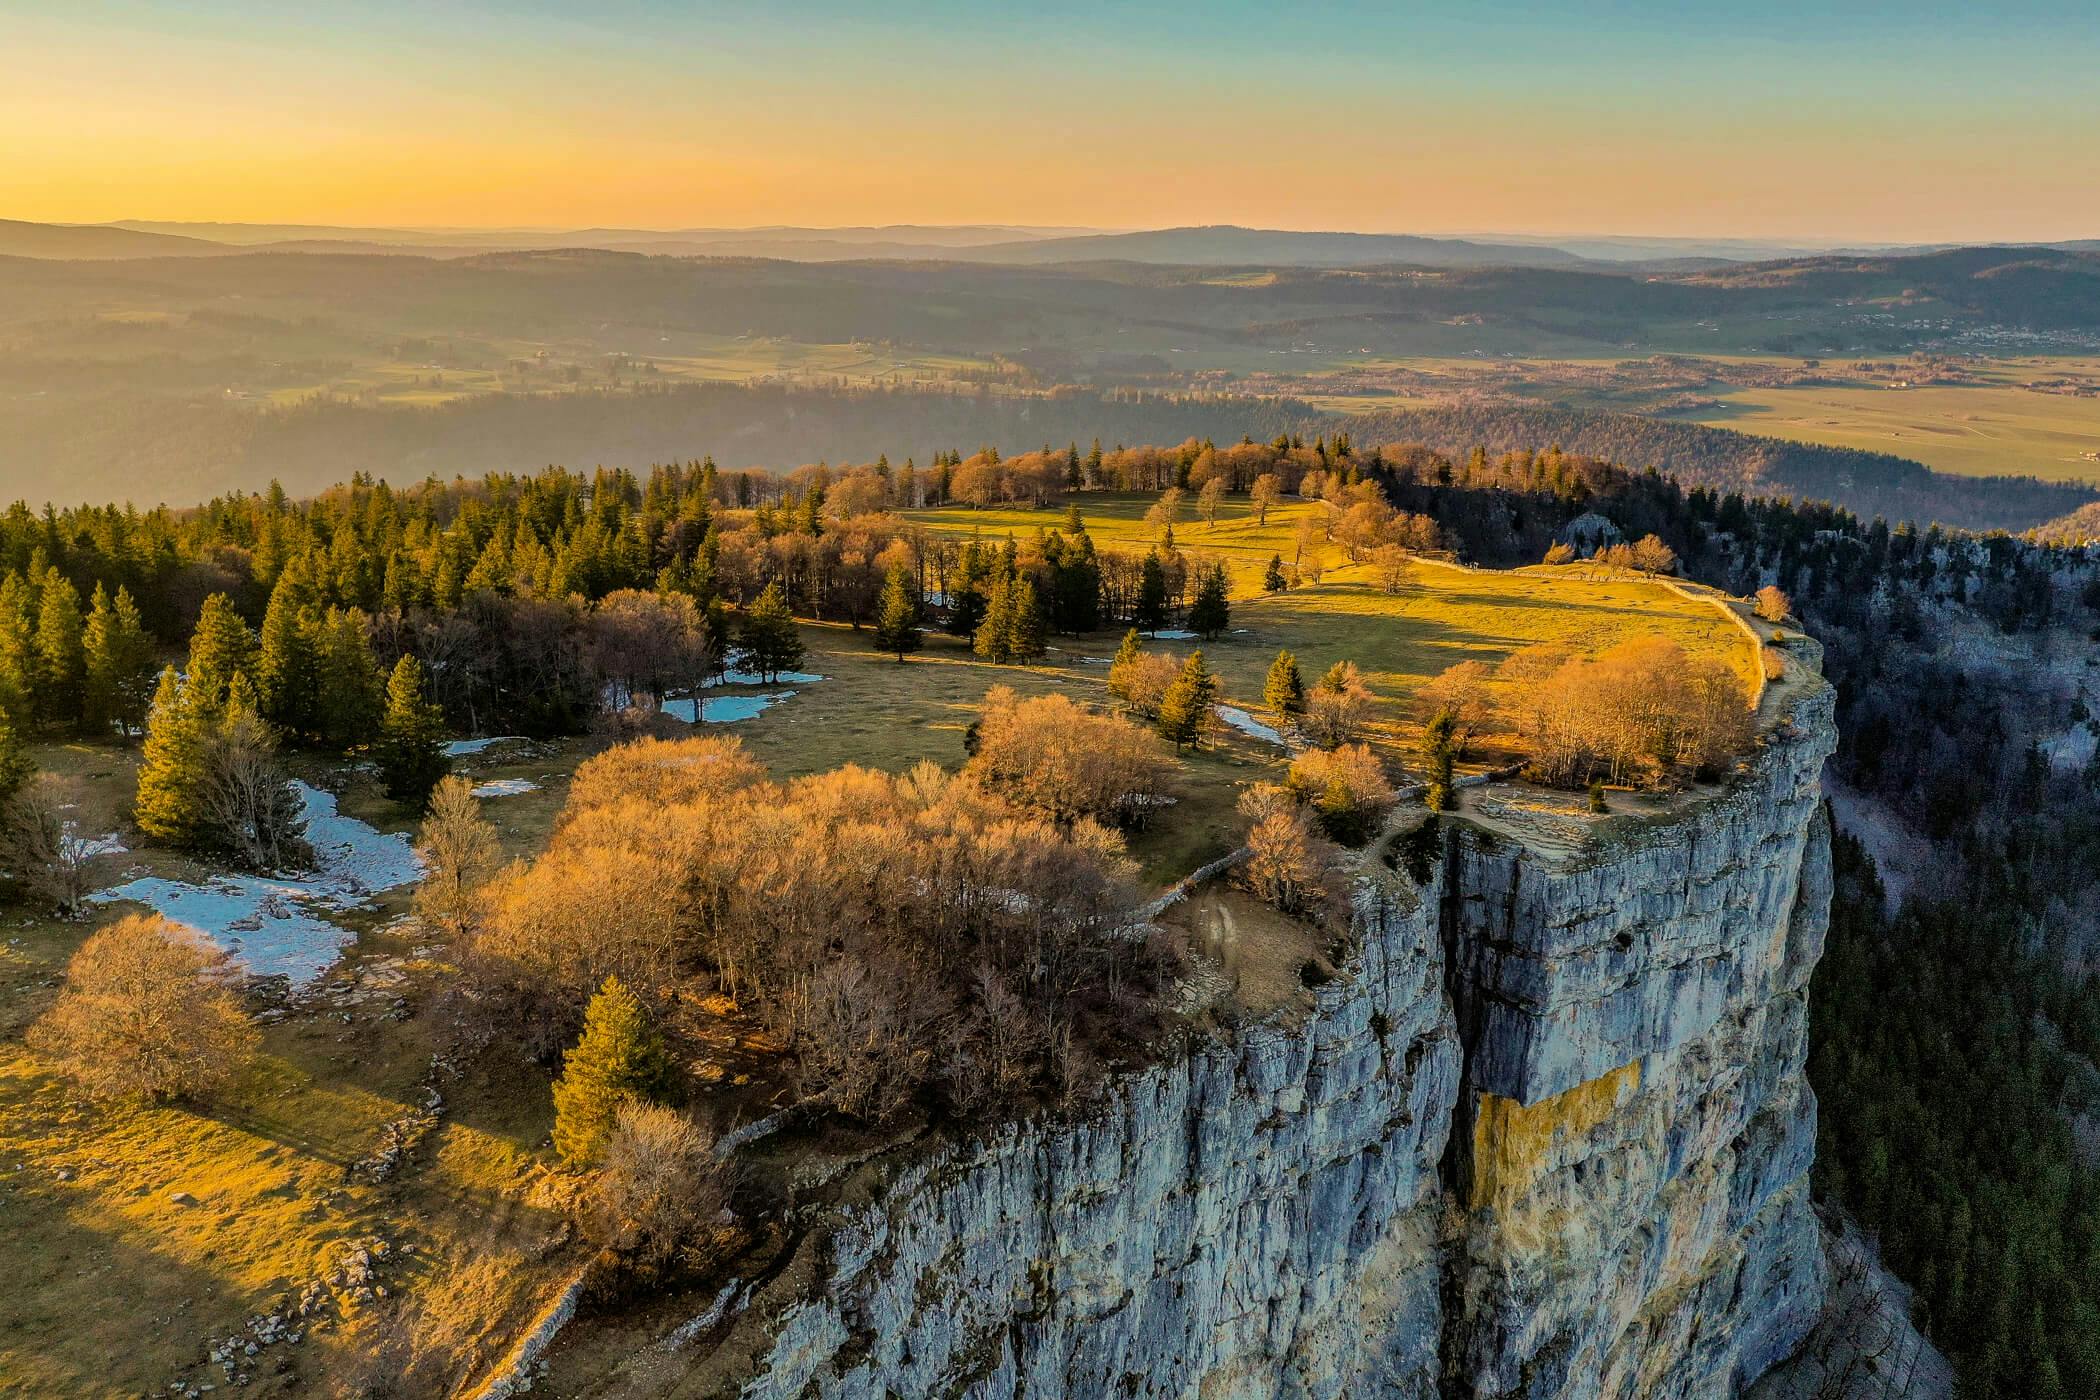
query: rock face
731 677 1838 1399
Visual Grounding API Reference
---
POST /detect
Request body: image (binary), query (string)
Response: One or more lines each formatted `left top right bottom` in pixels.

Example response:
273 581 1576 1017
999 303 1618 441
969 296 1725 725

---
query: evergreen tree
1264 649 1306 717
738 582 804 681
1063 502 1086 535
1135 552 1170 633
134 668 210 846
255 568 319 737
184 592 255 711
1006 574 1046 661
33 569 85 730
0 573 36 728
551 976 673 1166
0 710 29 807
1111 628 1143 673
1156 650 1219 749
82 584 155 737
974 571 1015 663
1187 562 1230 639
374 655 450 804
1421 711 1459 812
946 538 990 637
872 562 921 662
1263 553 1289 592
311 608 384 750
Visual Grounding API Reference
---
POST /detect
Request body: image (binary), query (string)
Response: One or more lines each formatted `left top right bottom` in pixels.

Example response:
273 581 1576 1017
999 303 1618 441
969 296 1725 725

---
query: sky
4 0 2097 243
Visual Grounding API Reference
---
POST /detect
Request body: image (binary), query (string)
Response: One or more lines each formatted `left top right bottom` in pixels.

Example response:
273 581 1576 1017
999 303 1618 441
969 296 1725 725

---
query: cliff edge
707 640 1839 1399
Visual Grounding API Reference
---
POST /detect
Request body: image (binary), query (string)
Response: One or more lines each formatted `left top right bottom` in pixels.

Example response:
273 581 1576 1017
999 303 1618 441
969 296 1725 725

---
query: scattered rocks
350 1052 454 1183
168 1190 199 1207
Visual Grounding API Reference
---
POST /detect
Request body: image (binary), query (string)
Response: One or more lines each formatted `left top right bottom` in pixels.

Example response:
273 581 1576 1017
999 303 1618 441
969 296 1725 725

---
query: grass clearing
906 492 1336 597
904 493 1755 765
1693 379 2100 483
0 743 583 1398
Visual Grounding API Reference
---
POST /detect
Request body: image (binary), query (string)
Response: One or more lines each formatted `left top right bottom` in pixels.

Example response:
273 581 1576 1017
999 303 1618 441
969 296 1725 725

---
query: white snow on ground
443 736 522 756
61 826 128 860
91 781 423 985
1216 706 1285 747
707 666 824 687
661 690 797 724
470 778 540 798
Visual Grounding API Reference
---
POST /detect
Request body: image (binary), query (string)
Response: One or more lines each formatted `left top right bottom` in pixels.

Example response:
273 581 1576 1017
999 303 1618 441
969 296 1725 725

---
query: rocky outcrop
722 671 1839 1399
747 867 1461 1399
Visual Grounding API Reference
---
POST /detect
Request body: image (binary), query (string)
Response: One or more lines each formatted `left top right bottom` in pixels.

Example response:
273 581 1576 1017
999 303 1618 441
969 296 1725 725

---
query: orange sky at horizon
5 2 2096 244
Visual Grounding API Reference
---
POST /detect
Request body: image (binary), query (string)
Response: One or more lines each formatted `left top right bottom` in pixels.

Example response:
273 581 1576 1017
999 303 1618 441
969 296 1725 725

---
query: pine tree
184 593 255 711
974 571 1015 663
551 976 673 1166
311 608 384 750
1187 562 1230 639
134 668 210 846
872 562 921 662
739 582 805 682
33 569 85 730
1156 650 1219 749
1263 553 1289 592
1006 574 1046 661
374 655 450 804
0 710 29 807
0 573 36 727
1264 650 1305 717
255 568 319 737
1421 711 1459 812
1063 502 1086 535
1135 553 1169 633
82 584 149 737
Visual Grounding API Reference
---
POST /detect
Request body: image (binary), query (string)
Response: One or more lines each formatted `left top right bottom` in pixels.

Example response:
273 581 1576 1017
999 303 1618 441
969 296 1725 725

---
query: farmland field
1688 359 2100 483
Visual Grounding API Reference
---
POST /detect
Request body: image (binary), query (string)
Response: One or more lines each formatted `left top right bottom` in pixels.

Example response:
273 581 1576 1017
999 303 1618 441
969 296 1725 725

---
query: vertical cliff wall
722 674 1838 1399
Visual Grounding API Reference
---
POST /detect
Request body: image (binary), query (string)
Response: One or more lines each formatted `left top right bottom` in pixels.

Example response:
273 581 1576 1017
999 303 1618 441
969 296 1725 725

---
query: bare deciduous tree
413 775 504 936
585 1102 736 1282
2 774 94 915
1302 661 1374 749
966 687 1174 830
27 913 258 1102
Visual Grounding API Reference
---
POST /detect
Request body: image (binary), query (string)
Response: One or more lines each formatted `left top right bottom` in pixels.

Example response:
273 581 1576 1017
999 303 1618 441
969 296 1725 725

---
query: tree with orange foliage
28 914 257 1102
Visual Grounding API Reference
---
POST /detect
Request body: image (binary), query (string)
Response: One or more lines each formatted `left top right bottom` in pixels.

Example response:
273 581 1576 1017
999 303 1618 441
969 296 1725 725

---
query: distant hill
1678 245 2100 329
27 220 1595 268
1337 401 2097 531
961 224 1591 268
0 219 227 260
2032 500 2100 545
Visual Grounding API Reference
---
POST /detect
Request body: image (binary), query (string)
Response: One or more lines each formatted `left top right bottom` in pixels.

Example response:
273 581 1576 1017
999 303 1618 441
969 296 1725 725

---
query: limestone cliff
721 666 1839 1399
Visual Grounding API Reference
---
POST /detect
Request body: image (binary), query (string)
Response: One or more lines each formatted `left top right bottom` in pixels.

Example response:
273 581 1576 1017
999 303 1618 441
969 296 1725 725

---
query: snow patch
62 826 128 860
443 736 521 756
1151 629 1198 641
470 779 540 798
708 666 824 687
1217 706 1285 747
661 691 797 724
91 781 422 985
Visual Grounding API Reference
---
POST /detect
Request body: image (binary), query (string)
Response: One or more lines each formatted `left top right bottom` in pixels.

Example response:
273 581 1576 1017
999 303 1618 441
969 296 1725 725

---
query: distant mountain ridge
953 224 1591 268
0 219 229 260
1 218 2090 269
